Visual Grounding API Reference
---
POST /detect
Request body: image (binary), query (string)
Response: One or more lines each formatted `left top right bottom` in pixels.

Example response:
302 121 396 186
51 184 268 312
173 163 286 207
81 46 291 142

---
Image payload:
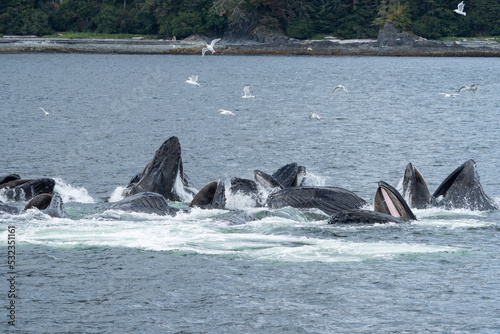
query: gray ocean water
1 53 500 333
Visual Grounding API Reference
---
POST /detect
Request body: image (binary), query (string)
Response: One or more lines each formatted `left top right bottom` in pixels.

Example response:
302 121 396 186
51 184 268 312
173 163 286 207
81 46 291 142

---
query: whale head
402 163 435 209
374 181 416 221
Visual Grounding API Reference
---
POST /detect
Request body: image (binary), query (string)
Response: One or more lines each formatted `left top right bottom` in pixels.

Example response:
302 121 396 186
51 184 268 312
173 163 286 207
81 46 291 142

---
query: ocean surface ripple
1 54 499 333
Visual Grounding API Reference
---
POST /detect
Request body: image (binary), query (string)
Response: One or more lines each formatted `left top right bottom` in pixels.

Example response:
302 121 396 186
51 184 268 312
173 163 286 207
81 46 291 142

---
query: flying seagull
309 112 323 121
439 93 459 98
458 84 478 93
39 107 59 115
332 85 348 94
202 38 221 56
39 107 50 115
453 1 466 16
241 84 255 100
218 109 234 116
185 75 200 87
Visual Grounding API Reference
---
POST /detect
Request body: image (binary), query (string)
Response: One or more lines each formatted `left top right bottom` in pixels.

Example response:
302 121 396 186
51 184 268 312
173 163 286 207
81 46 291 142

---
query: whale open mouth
374 181 416 221
433 163 466 199
380 187 400 217
254 170 283 189
429 159 496 211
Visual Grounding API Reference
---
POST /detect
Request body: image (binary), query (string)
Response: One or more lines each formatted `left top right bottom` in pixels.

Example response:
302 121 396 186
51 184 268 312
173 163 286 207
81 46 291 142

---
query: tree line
1 0 499 40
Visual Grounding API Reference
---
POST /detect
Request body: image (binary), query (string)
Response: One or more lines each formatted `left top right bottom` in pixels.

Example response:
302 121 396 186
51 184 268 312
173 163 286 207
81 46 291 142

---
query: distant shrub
0 7 52 36
287 18 314 39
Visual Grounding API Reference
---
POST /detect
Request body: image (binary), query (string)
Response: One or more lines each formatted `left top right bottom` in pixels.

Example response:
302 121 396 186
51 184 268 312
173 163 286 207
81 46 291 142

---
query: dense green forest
1 0 499 40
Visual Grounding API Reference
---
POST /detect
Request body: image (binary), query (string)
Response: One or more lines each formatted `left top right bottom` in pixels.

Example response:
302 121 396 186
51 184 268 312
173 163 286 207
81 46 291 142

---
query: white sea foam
410 206 494 229
224 181 271 210
225 191 259 209
10 211 463 263
108 186 126 203
414 206 487 219
492 196 500 209
249 238 459 263
54 178 95 203
302 172 329 187
174 174 195 202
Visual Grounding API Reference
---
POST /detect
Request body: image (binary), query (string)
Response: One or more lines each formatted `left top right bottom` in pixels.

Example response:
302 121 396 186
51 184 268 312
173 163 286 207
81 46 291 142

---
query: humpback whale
229 177 265 207
0 178 55 201
271 163 306 188
190 180 226 209
24 193 66 218
402 163 435 209
1 193 65 218
328 209 406 225
374 181 417 221
266 186 367 216
230 177 260 196
111 180 226 215
403 160 497 211
110 192 181 216
0 201 20 215
123 136 194 201
433 160 497 211
0 174 21 185
254 163 306 190
254 170 283 189
328 181 416 225
228 163 307 208
253 169 285 189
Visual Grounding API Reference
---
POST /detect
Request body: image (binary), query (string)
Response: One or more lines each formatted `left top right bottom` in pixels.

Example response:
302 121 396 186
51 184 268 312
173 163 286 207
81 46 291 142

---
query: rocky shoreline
1 26 499 57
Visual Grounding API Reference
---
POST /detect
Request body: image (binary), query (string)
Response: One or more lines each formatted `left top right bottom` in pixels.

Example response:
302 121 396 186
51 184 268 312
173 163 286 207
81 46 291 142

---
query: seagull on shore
218 109 234 116
241 84 255 100
453 1 466 16
185 75 200 87
39 107 58 115
202 38 221 56
439 93 459 98
332 84 348 94
309 112 323 121
458 84 478 93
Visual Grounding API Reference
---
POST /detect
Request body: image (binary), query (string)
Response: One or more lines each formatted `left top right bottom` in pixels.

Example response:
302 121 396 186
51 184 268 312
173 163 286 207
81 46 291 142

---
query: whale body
123 136 193 201
266 186 367 216
403 160 497 211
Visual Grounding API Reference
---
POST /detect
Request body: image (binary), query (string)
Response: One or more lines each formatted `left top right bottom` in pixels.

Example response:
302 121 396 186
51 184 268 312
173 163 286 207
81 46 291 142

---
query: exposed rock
182 34 208 44
377 23 444 48
250 26 290 44
1 32 499 56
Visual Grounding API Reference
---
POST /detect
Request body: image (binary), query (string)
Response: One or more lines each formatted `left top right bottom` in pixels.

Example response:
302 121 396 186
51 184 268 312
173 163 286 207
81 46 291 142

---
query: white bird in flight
185 75 200 87
439 93 459 98
241 84 255 100
218 109 234 116
202 38 221 56
458 84 478 93
453 1 466 16
332 85 348 94
309 112 323 121
39 107 58 115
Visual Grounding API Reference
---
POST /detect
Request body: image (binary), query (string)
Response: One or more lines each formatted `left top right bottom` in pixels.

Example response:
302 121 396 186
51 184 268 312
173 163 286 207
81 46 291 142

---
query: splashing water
302 172 329 187
54 178 95 203
108 186 126 203
174 173 195 202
